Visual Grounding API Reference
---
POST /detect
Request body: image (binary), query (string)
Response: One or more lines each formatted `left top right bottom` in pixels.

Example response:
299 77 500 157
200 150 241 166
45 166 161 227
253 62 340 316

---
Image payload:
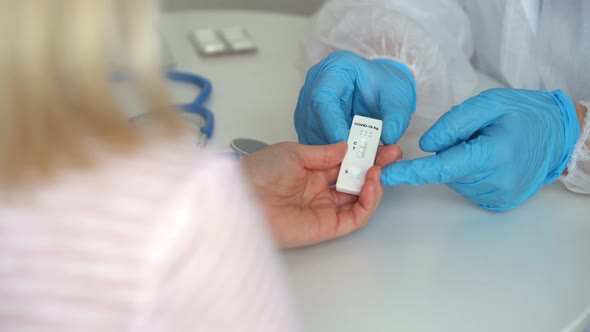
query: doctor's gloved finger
295 71 353 143
379 103 413 144
307 73 358 143
381 157 445 186
419 97 507 152
312 102 351 143
375 144 403 168
381 139 491 186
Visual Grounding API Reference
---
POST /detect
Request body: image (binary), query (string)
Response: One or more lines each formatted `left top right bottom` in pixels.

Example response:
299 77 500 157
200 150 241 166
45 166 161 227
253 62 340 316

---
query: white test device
336 115 383 195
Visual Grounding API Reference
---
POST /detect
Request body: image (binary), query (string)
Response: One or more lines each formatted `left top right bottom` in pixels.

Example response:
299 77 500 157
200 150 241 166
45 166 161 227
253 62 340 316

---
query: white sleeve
299 0 478 132
536 2 590 103
560 102 590 194
133 159 300 332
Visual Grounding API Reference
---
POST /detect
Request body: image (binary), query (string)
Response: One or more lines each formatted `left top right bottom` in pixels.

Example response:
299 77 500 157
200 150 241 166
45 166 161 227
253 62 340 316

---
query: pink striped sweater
0 138 299 332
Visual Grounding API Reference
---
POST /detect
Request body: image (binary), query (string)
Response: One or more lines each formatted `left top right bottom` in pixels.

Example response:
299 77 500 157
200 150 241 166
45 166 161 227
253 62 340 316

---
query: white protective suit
300 0 590 194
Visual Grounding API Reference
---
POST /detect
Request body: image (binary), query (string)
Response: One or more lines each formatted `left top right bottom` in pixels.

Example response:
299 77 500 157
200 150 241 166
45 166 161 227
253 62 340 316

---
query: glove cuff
545 90 582 183
559 101 590 194
371 58 418 115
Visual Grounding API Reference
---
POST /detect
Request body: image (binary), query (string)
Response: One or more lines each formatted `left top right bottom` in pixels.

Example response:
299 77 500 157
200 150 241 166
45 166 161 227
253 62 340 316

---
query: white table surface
161 10 590 332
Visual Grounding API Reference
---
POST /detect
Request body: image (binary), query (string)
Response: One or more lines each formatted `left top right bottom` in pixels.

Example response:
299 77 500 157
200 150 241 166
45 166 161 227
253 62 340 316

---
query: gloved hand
294 51 417 145
382 88 581 210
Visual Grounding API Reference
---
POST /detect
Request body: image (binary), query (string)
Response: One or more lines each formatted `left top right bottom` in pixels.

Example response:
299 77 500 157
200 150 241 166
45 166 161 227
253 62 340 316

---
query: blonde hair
0 0 181 189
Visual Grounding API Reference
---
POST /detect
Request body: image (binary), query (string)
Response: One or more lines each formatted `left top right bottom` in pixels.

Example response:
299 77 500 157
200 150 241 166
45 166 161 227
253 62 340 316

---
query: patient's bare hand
241 142 402 248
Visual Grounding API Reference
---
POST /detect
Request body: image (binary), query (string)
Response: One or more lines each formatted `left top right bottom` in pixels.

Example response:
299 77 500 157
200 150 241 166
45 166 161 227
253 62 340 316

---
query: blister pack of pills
190 26 257 57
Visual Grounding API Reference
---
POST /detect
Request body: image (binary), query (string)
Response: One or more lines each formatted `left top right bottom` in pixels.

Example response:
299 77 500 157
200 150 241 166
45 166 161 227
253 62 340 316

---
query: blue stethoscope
166 71 214 146
128 71 214 147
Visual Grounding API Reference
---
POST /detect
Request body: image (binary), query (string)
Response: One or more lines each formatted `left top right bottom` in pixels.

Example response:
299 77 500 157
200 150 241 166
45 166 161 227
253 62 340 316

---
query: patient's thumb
298 142 347 170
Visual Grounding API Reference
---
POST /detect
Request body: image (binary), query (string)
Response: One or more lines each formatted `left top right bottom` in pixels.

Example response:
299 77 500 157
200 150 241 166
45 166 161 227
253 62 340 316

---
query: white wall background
162 0 325 15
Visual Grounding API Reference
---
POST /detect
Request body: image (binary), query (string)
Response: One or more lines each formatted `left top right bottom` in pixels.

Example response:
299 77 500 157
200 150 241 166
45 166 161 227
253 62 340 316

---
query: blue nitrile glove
294 51 417 145
382 88 581 210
